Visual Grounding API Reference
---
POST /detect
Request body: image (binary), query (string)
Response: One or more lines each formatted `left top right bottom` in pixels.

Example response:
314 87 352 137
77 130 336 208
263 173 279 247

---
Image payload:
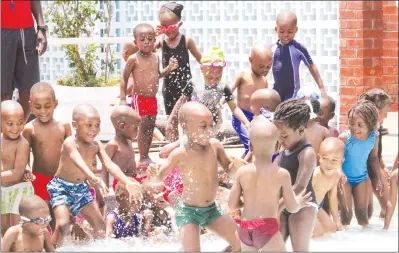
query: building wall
339 1 398 129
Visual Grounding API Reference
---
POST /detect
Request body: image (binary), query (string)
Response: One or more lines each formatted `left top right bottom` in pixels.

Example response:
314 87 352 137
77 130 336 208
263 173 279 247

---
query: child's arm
230 72 244 94
293 147 317 194
159 140 180 159
0 226 18 251
384 170 398 230
212 139 247 178
368 132 384 196
392 153 398 172
43 229 56 252
166 95 189 134
104 213 116 237
147 147 183 182
281 169 312 213
120 56 136 105
101 141 118 188
159 56 178 78
63 121 73 138
308 64 326 96
228 167 244 210
226 100 251 129
186 36 202 63
328 176 343 230
1 137 30 183
122 42 138 61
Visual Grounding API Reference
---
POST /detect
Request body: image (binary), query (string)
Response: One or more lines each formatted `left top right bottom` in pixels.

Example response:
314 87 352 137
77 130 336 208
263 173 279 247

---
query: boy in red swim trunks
22 82 72 229
119 23 178 171
228 117 311 251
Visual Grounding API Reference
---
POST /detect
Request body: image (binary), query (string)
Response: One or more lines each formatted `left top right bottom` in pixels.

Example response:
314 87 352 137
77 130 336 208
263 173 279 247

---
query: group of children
1 1 398 252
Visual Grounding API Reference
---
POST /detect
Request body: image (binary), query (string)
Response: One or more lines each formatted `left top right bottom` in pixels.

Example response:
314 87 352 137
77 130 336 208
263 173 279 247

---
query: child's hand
71 223 89 241
89 177 109 197
382 167 391 181
147 163 160 178
298 190 313 208
376 179 384 197
228 157 248 172
22 170 36 182
338 171 347 194
168 57 178 71
126 181 143 204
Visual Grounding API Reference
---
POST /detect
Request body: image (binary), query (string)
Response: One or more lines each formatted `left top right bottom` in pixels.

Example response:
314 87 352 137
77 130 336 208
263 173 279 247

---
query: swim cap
201 47 225 63
162 2 184 19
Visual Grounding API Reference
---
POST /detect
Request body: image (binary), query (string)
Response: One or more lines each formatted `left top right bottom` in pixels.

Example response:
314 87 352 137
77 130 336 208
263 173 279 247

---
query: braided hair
274 99 311 130
348 100 378 131
359 88 391 110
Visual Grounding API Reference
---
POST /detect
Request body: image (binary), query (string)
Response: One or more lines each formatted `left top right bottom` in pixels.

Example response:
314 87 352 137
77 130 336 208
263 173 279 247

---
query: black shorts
1 27 40 95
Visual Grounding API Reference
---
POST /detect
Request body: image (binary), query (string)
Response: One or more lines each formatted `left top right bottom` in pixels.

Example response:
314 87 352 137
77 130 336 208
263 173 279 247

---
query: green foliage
46 0 117 87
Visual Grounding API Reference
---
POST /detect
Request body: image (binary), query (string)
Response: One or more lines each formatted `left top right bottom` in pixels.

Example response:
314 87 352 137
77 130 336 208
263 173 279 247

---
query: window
100 29 104 37
116 44 121 53
116 12 120 22
116 59 121 70
100 1 103 9
115 0 119 9
116 28 120 37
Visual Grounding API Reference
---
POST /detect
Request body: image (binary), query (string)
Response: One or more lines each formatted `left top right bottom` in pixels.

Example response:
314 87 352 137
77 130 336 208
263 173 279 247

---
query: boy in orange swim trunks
119 23 178 171
228 117 311 251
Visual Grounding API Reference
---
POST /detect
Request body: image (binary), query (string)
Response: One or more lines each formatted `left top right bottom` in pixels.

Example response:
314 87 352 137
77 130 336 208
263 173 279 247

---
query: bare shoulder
3 224 20 240
59 120 71 129
299 145 316 159
106 139 119 148
338 132 348 144
18 135 29 148
22 121 34 133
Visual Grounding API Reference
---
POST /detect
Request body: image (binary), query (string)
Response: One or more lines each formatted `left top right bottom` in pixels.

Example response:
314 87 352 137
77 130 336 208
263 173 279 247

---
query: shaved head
178 101 212 124
110 105 141 128
30 82 56 100
251 42 273 59
250 88 281 115
250 117 278 155
276 11 298 26
72 104 99 122
319 137 345 157
19 195 49 217
1 100 24 117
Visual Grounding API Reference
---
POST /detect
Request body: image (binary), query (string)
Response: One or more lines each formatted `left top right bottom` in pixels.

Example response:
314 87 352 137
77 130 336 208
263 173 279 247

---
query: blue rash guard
271 39 314 101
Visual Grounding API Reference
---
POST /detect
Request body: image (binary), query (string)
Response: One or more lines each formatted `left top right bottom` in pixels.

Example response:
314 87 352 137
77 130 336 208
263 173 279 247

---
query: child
167 47 251 141
1 100 33 235
360 88 392 218
48 104 144 248
105 180 151 238
1 195 55 252
384 153 398 230
119 23 178 170
337 100 383 227
230 42 273 156
312 137 345 238
147 102 242 252
317 95 339 137
273 99 318 252
22 82 72 228
228 118 311 251
272 11 326 101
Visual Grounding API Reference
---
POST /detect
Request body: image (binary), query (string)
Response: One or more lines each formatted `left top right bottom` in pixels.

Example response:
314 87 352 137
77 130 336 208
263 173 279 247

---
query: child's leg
153 127 165 141
259 232 287 252
317 208 336 233
278 211 289 242
205 215 241 251
52 205 72 248
79 202 105 238
241 243 257 252
370 173 389 218
353 179 370 227
337 182 353 225
94 186 105 217
368 184 374 220
137 115 156 168
179 224 201 251
288 206 317 252
1 214 11 235
312 217 325 238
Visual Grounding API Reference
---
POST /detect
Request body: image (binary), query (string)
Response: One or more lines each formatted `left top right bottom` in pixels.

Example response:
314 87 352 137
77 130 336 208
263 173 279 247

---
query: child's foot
379 210 386 219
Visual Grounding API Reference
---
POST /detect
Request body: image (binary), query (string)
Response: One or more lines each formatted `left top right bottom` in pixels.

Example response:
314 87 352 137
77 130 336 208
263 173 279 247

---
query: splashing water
58 201 398 252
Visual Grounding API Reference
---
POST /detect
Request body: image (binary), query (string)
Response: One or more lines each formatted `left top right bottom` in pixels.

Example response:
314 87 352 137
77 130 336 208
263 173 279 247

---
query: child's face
249 55 272 77
159 13 181 39
123 121 140 141
378 103 391 124
134 28 156 54
201 66 224 87
319 151 344 175
30 92 58 124
274 121 304 150
348 112 370 140
21 206 51 236
73 114 101 143
184 114 214 146
317 99 334 127
275 21 298 45
1 110 24 140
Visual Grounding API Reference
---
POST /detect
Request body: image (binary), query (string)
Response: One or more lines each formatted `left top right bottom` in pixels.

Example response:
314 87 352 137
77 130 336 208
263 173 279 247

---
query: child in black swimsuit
156 2 202 141
273 99 318 252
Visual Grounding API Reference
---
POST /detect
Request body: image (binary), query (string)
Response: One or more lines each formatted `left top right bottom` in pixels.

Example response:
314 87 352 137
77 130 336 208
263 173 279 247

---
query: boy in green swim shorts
147 101 245 251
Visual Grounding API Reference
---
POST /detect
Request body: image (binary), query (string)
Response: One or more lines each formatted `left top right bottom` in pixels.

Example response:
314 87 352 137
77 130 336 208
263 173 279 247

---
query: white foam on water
59 203 398 252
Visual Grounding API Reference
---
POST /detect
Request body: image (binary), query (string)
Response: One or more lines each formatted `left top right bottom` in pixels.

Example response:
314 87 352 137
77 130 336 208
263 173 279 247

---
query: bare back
106 139 136 177
55 136 99 183
176 143 220 207
312 167 339 205
239 163 284 220
235 70 268 111
131 53 160 97
304 122 330 157
23 119 70 176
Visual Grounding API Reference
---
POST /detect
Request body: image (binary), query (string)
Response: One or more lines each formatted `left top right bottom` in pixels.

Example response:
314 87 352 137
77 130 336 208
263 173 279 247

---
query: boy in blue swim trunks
147 102 244 252
231 42 273 157
272 11 326 101
337 100 383 227
48 104 144 248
